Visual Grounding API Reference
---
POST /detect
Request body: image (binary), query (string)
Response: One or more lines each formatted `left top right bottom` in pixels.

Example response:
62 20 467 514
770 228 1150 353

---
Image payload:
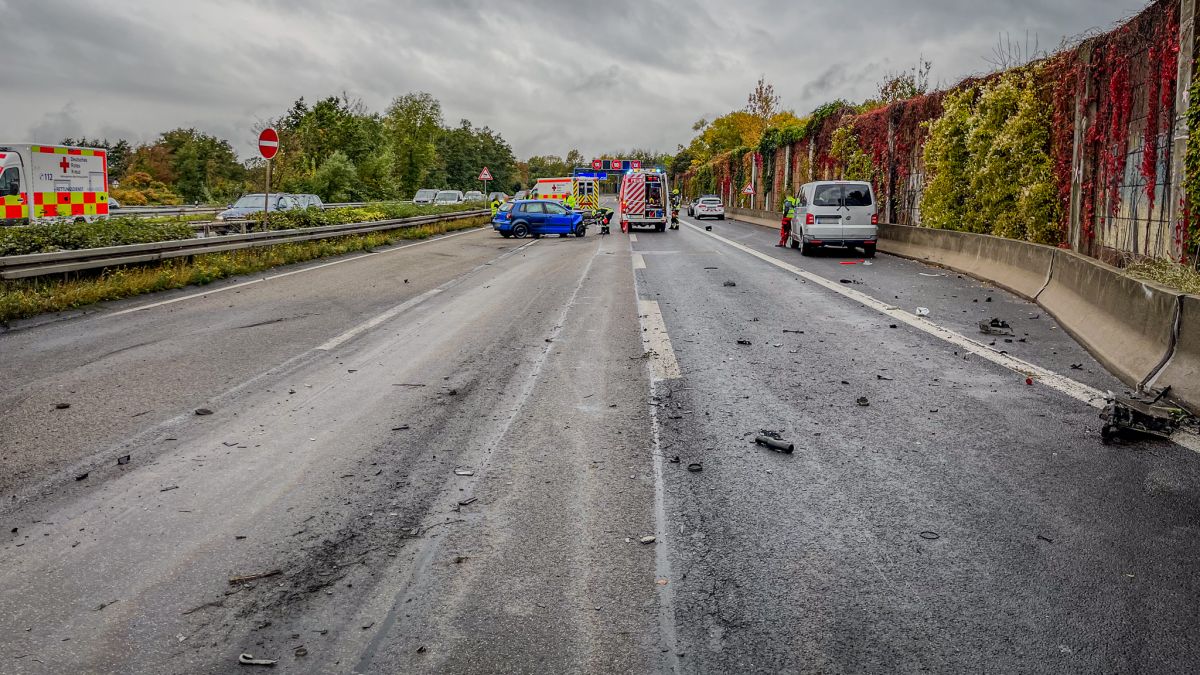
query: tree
746 76 781 122
876 57 933 104
310 151 358 202
384 92 443 196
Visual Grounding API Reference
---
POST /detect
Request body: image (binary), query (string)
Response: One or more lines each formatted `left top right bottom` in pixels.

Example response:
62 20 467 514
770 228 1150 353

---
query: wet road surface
1 212 1198 674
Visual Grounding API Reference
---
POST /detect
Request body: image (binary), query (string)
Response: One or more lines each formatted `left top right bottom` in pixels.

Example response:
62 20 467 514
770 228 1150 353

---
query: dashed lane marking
632 253 646 270
637 300 681 381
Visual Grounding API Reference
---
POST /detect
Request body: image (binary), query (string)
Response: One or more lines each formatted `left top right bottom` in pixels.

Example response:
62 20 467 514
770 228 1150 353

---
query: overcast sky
4 0 1150 161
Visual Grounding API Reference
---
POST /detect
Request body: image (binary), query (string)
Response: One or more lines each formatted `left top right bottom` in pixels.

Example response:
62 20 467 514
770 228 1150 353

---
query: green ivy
829 126 874 181
921 89 974 231
1185 70 1200 261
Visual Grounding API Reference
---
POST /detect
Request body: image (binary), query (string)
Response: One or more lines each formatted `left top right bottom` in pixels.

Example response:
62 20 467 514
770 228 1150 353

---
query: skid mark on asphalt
103 226 490 319
683 222 1107 407
638 300 682 381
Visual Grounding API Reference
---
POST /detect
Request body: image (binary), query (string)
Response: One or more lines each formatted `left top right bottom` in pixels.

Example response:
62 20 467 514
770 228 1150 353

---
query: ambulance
0 144 110 225
530 176 599 212
618 168 669 232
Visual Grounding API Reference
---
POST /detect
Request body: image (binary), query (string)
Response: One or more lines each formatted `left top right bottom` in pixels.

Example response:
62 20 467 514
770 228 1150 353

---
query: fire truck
0 144 110 225
618 168 669 232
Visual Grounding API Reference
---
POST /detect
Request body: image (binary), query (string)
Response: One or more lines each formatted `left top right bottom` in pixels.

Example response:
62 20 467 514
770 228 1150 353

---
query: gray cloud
3 0 1150 159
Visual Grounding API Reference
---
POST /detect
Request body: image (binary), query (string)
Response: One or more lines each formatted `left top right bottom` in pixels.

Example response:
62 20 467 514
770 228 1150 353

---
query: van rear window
812 184 872 207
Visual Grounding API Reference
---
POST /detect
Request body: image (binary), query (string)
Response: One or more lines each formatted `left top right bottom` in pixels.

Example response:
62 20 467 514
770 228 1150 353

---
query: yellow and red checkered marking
32 192 109 218
31 146 107 158
2 193 28 219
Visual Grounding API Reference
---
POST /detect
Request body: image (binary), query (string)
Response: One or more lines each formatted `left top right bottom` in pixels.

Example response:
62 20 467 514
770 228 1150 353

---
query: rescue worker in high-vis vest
777 195 798 247
565 193 576 210
490 196 502 217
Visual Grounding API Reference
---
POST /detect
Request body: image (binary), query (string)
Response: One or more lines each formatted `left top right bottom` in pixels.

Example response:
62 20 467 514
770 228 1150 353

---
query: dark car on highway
492 199 585 239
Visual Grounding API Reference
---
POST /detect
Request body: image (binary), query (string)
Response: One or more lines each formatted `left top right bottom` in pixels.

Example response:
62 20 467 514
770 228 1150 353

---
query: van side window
845 187 873 206
796 190 808 207
0 167 19 197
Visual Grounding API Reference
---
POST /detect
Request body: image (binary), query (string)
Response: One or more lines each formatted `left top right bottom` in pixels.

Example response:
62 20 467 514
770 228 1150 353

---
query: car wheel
512 223 530 239
574 224 586 238
863 244 877 258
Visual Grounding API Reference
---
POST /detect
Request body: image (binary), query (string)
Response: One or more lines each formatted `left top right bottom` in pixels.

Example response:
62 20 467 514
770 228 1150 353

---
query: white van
790 181 878 257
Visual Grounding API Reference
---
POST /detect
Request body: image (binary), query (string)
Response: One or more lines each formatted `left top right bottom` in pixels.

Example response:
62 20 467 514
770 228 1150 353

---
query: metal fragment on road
857 397 870 407
919 272 945 277
238 654 278 667
454 468 475 476
117 455 131 465
458 497 477 506
686 463 703 472
979 318 1015 336
914 307 930 317
723 280 737 287
755 435 795 454
194 408 213 416
55 403 70 410
160 485 179 492
640 536 657 544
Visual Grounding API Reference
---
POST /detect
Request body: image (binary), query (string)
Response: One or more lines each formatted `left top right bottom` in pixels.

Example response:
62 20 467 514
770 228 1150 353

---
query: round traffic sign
258 127 279 160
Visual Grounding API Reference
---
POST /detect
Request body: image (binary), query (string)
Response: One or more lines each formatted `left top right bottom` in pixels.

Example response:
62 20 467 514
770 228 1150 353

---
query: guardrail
113 201 402 218
0 210 488 280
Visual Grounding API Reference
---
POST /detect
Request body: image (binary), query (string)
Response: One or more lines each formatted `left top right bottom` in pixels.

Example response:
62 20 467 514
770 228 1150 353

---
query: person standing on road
565 193 576 211
490 195 502 217
777 194 798 247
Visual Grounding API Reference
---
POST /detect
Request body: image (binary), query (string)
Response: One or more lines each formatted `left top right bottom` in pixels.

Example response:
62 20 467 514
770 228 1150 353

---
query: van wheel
800 241 813 256
789 238 800 249
655 223 666 232
863 244 877 258
512 223 530 239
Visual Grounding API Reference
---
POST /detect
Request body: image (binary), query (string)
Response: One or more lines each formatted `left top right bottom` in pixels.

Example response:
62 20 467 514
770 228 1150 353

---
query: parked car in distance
108 197 122 210
463 191 485 202
291 193 324 209
435 190 465 205
492 199 586 239
687 194 719 217
217 193 299 220
789 181 878 257
413 189 439 205
693 196 725 220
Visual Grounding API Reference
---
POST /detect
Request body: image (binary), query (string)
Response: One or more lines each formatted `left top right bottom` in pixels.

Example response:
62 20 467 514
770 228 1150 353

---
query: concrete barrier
726 207 779 229
1036 250 1180 388
878 224 1055 300
1149 294 1199 411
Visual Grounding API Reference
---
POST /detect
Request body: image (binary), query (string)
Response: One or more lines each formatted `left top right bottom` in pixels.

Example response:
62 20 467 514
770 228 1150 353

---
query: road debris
736 339 752 346
55 403 70 410
782 329 804 334
229 569 282 585
293 647 308 658
1101 388 1193 442
856 397 870 406
1037 534 1054 543
391 425 411 431
979 318 1015 336
723 281 737 287
458 497 477 506
453 468 475 476
918 273 945 277
687 463 703 473
1070 364 1083 370
160 485 179 492
117 455 131 465
640 536 657 544
914 307 930 317
92 600 118 611
755 433 795 454
194 408 214 416
74 472 89 481
238 654 277 667
876 375 894 381
919 531 941 540
668 456 681 464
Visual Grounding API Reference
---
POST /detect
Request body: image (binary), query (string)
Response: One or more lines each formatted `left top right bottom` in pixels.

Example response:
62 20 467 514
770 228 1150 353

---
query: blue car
492 199 586 239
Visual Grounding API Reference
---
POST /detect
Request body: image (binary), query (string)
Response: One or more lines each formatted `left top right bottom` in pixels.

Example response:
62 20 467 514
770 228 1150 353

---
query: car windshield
415 190 438 199
435 191 459 201
498 202 514 212
233 195 265 208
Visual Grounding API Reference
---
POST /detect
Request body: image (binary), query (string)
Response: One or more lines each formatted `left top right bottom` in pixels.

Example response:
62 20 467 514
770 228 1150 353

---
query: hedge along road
1 207 1199 673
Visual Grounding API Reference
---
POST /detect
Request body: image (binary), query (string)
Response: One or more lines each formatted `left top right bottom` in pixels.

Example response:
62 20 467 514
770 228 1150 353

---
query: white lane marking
629 234 638 243
638 300 682 381
103 226 488 318
632 253 646 270
317 239 539 352
684 222 1108 408
316 289 442 351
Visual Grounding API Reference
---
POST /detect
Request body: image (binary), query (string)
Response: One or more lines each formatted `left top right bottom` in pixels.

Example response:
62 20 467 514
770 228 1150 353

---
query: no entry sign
258 127 279 160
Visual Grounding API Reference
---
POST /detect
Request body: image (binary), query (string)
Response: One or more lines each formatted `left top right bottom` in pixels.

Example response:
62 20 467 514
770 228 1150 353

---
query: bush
0 218 194 256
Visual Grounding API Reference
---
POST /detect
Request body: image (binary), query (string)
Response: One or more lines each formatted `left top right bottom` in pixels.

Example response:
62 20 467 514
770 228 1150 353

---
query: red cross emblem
59 157 70 173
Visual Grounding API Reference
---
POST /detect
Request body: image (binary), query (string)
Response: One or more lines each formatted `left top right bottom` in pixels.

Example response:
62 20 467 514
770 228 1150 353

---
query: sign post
478 166 493 201
258 127 279 233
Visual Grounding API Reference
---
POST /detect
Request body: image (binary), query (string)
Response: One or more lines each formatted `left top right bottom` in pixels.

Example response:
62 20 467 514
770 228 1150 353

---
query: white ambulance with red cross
0 144 110 225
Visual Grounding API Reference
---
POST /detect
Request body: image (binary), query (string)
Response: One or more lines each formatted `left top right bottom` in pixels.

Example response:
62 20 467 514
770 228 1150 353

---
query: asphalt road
1 209 1198 674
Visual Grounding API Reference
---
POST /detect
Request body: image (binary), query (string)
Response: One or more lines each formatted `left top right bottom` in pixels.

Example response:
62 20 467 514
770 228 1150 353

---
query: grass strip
1125 258 1200 295
0 215 488 324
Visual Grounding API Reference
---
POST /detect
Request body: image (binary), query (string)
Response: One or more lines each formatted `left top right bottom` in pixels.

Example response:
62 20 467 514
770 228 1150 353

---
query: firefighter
490 195 502 217
776 194 798 247
565 192 576 210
